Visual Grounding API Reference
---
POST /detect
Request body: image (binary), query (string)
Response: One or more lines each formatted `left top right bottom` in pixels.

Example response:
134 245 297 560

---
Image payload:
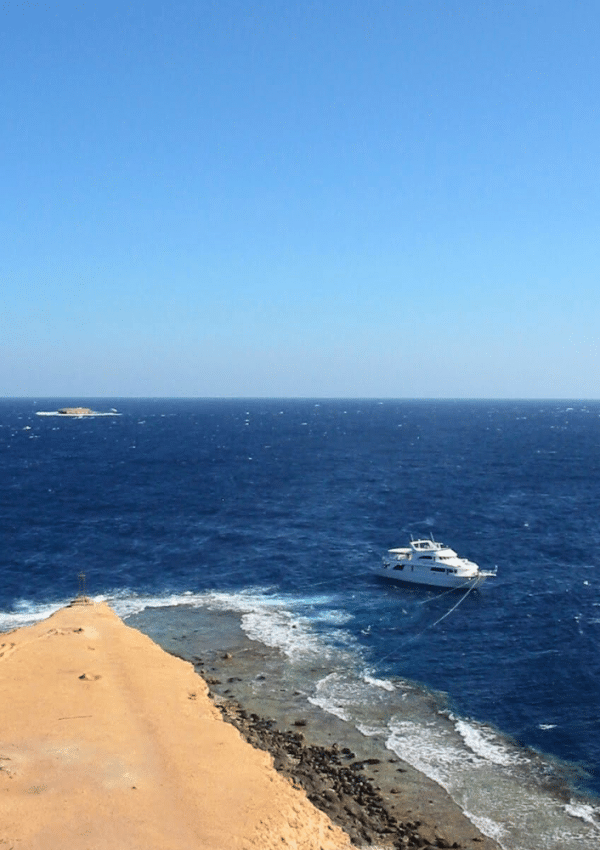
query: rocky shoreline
129 605 503 850
214 694 465 849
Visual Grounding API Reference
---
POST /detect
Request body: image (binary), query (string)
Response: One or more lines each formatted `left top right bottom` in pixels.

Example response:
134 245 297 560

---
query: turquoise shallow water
2 398 600 847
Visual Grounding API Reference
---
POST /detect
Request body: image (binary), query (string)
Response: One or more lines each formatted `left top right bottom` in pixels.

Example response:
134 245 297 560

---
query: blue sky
2 0 599 397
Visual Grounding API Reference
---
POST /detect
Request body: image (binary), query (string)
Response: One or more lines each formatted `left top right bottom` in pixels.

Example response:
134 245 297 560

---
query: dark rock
210 695 477 850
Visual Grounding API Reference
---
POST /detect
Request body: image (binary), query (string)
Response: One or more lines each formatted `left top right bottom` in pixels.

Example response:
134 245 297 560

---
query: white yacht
381 538 496 589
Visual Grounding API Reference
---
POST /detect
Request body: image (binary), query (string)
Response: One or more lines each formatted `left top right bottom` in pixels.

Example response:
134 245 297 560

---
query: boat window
393 564 404 571
431 567 445 573
419 555 433 560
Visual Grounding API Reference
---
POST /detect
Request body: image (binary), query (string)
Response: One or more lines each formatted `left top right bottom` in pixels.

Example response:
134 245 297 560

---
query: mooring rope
414 580 479 637
416 576 476 605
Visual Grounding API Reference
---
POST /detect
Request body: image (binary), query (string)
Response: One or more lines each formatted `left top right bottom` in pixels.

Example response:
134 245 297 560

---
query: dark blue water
2 398 600 846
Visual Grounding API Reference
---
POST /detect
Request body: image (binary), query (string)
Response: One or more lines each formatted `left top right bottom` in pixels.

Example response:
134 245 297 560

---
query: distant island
36 407 121 417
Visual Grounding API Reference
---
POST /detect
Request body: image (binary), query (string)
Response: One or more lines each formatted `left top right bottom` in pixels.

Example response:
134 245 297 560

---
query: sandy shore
0 601 352 850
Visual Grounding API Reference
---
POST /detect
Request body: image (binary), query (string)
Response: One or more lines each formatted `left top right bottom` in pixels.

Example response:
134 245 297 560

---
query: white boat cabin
381 538 496 588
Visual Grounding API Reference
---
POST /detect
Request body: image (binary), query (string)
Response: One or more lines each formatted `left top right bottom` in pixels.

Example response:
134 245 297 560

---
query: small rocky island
36 406 120 417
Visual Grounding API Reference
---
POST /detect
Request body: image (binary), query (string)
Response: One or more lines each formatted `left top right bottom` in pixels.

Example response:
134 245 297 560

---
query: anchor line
417 576 477 605
378 579 480 663
416 580 478 636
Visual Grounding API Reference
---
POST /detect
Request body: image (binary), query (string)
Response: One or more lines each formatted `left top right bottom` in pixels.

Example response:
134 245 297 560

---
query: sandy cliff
0 602 352 850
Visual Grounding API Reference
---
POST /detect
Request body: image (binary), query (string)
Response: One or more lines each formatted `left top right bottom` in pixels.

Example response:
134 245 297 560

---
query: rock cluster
216 699 463 850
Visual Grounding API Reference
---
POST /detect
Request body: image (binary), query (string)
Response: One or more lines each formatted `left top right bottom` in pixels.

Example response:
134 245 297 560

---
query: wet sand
0 601 352 849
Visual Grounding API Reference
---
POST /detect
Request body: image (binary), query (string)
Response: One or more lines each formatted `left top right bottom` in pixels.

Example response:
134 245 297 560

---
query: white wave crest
455 719 525 767
564 801 600 828
463 812 507 843
308 673 352 721
0 600 67 632
356 723 388 737
241 609 323 660
386 720 480 789
363 673 395 691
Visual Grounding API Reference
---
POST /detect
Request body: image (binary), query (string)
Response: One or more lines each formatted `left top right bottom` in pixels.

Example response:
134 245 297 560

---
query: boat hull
379 564 488 589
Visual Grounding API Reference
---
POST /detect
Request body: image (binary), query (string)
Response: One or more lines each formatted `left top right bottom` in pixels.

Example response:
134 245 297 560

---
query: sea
1 397 600 850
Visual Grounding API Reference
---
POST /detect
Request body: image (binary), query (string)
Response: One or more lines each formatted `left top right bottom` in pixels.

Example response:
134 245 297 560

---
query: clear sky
2 0 599 398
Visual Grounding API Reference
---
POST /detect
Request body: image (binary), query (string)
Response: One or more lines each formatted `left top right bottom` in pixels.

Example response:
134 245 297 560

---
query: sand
0 601 352 850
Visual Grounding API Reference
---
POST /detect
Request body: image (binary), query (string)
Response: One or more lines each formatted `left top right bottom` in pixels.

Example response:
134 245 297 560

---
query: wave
3 588 600 849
